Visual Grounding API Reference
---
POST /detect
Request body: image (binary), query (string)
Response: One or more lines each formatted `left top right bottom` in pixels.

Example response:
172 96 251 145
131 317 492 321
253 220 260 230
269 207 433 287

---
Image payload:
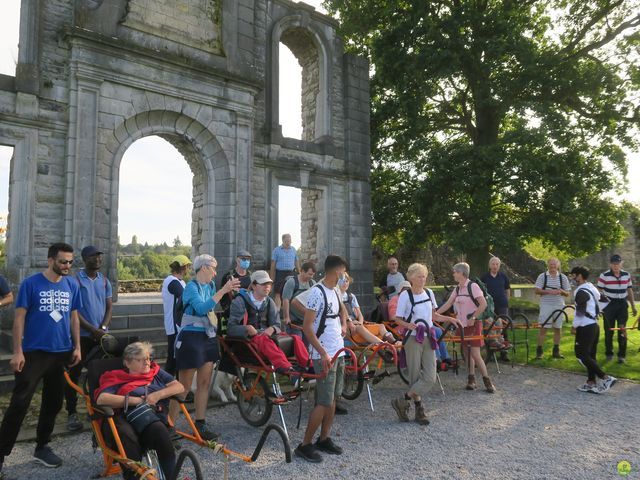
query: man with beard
0 243 82 476
64 245 113 431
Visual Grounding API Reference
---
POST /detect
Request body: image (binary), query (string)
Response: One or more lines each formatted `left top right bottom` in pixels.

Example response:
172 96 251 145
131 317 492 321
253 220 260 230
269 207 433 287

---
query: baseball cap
81 245 103 258
251 270 273 284
172 255 192 267
236 249 252 258
610 254 622 264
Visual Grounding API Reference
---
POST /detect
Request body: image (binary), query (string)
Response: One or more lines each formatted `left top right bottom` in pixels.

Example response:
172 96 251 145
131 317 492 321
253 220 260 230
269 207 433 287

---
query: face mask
239 259 251 270
337 275 347 287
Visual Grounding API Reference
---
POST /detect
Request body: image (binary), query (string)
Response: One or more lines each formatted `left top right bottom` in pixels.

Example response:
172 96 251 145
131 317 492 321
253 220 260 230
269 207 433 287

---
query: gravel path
2 364 638 479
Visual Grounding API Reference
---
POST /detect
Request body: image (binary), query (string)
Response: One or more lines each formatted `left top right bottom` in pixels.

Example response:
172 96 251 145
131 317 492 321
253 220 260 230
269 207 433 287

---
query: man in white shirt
534 258 571 360
570 266 616 394
295 255 348 463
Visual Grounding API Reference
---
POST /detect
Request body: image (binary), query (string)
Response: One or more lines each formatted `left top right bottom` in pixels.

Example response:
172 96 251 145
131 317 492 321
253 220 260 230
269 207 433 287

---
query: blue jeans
432 327 449 361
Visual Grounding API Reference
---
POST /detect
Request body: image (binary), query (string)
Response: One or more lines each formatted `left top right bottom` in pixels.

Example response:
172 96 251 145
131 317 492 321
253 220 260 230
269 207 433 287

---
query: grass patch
506 310 640 382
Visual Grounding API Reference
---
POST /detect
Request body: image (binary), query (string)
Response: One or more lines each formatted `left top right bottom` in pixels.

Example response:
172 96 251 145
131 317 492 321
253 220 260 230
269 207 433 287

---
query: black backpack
405 289 433 324
314 284 341 338
286 275 316 299
542 272 567 291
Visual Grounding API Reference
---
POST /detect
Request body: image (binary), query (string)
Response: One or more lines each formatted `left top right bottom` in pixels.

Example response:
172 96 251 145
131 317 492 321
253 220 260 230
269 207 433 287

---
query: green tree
326 0 640 272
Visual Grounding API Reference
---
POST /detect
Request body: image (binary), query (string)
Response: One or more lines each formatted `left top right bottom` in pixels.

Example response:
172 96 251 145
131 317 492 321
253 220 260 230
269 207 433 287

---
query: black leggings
574 323 605 382
103 415 175 480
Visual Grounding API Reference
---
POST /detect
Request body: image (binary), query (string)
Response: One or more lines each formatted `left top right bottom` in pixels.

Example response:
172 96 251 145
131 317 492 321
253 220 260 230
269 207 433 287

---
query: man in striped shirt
597 254 637 364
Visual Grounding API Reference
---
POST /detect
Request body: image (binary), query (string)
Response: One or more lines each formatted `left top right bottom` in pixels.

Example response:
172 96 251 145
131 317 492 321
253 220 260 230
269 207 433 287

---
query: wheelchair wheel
397 363 410 385
237 372 273 427
341 351 364 400
172 448 204 480
143 449 166 480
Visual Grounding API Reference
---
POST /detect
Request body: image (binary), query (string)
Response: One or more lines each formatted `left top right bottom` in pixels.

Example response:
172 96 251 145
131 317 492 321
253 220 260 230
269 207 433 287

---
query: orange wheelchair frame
341 335 398 411
64 359 292 479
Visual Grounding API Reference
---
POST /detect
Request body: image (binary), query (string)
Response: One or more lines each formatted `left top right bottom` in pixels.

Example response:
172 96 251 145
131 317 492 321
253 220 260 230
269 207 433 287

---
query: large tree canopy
325 0 640 270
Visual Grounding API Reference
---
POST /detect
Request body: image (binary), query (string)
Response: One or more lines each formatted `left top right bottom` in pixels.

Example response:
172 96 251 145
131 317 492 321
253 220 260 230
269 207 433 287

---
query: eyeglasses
132 356 153 363
57 260 73 265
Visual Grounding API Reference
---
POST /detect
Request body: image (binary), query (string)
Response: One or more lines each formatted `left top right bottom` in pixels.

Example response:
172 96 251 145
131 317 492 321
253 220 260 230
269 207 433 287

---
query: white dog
188 368 242 403
211 368 243 403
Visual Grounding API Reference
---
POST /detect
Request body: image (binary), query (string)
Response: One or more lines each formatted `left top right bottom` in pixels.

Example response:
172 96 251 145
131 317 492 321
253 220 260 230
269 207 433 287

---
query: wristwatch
100 325 108 331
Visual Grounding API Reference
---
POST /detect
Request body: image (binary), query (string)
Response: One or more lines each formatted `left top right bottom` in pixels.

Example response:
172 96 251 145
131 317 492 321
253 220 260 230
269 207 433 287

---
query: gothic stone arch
105 111 233 282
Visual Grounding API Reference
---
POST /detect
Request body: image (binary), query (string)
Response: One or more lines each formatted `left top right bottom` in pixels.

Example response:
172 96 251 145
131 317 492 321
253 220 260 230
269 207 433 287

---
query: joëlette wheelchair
217 333 360 434
341 325 399 411
64 338 291 479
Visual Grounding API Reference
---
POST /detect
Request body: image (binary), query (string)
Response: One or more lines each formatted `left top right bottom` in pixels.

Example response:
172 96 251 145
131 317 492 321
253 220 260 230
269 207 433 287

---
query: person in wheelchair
227 270 310 375
94 342 184 480
340 274 400 357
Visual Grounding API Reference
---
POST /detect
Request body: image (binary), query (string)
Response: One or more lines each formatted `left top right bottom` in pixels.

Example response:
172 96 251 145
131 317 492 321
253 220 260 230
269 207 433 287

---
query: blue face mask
337 275 347 287
239 259 251 270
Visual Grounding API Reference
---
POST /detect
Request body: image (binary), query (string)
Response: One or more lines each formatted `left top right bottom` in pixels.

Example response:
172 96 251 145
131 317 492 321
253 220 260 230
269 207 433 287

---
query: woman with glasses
95 342 184 480
172 254 239 440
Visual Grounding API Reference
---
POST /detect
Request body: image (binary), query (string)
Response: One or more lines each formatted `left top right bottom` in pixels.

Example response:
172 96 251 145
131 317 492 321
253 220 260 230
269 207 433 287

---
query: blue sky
0 0 638 248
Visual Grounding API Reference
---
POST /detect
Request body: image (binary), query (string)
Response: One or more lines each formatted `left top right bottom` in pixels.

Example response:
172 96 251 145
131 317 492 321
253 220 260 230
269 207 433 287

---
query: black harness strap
315 284 340 338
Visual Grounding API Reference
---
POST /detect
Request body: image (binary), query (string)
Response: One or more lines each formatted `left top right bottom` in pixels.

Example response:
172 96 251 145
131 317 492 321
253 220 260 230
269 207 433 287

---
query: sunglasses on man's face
57 259 73 265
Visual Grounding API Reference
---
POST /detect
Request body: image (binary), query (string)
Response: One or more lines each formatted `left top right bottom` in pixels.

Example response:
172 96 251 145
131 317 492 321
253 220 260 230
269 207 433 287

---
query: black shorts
175 331 219 371
275 270 295 295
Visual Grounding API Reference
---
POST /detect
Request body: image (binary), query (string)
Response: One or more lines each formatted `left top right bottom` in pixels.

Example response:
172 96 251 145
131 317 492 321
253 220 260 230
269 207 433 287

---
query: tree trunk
467 247 491 277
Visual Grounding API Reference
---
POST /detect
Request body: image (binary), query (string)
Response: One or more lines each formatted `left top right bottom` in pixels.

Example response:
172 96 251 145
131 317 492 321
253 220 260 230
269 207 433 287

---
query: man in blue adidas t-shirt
0 243 82 477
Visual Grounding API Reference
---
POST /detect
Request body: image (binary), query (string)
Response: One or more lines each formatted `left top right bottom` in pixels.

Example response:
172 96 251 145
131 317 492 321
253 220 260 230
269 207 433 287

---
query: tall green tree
326 0 640 271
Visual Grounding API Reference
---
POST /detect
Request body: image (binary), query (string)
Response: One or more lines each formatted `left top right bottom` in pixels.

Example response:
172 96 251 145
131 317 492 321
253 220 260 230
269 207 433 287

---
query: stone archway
105 110 233 285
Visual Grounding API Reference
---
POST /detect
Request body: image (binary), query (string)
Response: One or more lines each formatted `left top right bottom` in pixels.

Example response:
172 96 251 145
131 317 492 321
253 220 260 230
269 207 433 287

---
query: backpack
405 289 433 325
314 284 341 338
239 292 275 330
454 278 495 321
543 272 567 291
286 275 315 299
343 293 356 319
579 286 601 320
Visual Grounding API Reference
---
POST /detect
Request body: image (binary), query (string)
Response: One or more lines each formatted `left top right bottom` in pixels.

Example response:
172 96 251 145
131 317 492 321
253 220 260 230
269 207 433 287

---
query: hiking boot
33 446 62 468
465 374 477 390
483 376 496 393
194 421 219 441
391 397 411 422
617 357 626 364
552 345 564 359
295 443 322 463
67 413 83 432
414 403 430 426
535 346 543 360
315 437 343 455
605 354 614 361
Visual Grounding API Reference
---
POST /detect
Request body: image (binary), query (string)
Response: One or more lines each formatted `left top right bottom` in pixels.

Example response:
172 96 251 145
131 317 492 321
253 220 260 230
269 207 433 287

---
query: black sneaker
67 413 83 432
194 421 219 442
335 401 348 415
33 446 62 468
294 443 322 463
315 437 343 455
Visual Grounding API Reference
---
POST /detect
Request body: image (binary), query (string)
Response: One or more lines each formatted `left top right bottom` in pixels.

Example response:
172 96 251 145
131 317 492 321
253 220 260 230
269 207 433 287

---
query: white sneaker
578 383 600 394
599 376 617 392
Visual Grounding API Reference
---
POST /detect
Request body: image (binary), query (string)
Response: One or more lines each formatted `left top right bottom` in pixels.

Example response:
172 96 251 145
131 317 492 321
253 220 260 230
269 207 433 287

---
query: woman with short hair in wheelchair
341 274 400 355
95 342 184 480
